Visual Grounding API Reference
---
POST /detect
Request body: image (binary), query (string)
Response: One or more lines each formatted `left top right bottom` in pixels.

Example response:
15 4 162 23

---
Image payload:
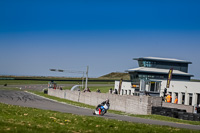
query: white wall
160 80 200 106
114 80 200 106
160 80 200 94
114 81 134 95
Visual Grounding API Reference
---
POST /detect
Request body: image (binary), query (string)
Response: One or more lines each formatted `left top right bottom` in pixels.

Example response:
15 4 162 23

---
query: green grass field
63 85 113 93
0 102 199 133
0 80 114 85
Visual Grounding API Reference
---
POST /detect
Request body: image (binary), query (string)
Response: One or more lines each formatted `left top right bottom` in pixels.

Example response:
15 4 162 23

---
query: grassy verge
31 91 95 109
129 114 200 126
0 103 199 133
30 91 200 126
0 80 49 85
88 86 113 93
63 86 113 93
0 87 21 91
0 80 114 85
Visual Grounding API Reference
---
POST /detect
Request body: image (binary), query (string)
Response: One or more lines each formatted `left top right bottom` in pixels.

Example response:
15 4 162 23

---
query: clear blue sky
0 0 200 79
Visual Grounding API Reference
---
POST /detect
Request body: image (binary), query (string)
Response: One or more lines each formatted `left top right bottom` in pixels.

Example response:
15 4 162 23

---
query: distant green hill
98 72 130 80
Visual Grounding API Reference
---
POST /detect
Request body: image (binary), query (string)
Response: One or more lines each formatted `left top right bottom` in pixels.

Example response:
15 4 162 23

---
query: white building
114 57 200 106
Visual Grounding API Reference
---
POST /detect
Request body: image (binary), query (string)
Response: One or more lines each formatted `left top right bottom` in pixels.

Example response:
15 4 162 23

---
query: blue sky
0 0 200 79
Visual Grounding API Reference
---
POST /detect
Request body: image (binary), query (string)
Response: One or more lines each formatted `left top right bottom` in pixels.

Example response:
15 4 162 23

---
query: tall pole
50 67 89 90
85 66 89 90
82 72 84 89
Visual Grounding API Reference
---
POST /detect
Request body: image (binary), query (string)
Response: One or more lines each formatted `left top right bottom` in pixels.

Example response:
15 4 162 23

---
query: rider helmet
106 99 109 104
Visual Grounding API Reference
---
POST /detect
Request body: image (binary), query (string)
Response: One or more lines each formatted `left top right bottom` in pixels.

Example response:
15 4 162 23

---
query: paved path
0 90 200 130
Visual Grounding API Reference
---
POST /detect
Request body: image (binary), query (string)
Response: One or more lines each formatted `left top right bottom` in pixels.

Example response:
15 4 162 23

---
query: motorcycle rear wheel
93 111 96 115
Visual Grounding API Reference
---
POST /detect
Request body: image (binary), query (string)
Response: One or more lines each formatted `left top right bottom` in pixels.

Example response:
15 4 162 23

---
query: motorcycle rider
96 99 110 113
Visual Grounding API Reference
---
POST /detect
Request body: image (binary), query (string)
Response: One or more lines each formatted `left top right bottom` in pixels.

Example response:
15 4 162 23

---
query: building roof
126 67 194 77
133 57 192 64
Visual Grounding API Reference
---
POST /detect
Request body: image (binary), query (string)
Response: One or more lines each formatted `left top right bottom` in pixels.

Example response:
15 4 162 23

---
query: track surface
1 89 200 130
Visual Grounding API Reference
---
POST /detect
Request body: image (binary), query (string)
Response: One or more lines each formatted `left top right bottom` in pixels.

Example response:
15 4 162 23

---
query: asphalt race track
1 90 200 130
0 90 94 116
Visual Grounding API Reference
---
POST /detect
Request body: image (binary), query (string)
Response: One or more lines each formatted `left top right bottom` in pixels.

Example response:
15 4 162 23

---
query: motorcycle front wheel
100 109 106 116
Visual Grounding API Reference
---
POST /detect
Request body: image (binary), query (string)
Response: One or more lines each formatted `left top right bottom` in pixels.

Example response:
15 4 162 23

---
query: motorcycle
93 104 109 116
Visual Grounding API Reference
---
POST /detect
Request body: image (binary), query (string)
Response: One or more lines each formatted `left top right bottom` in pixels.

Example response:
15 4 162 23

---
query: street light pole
81 72 84 89
85 66 89 90
50 66 89 91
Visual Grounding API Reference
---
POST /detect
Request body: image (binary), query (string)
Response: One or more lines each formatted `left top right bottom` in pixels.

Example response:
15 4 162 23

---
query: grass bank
0 102 199 133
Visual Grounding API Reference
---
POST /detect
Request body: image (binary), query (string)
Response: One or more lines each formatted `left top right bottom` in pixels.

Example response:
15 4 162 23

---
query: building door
189 93 193 105
182 93 185 104
197 94 200 105
150 82 155 91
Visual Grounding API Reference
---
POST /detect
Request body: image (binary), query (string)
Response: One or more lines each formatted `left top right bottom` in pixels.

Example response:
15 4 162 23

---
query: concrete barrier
48 89 152 115
48 89 194 114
